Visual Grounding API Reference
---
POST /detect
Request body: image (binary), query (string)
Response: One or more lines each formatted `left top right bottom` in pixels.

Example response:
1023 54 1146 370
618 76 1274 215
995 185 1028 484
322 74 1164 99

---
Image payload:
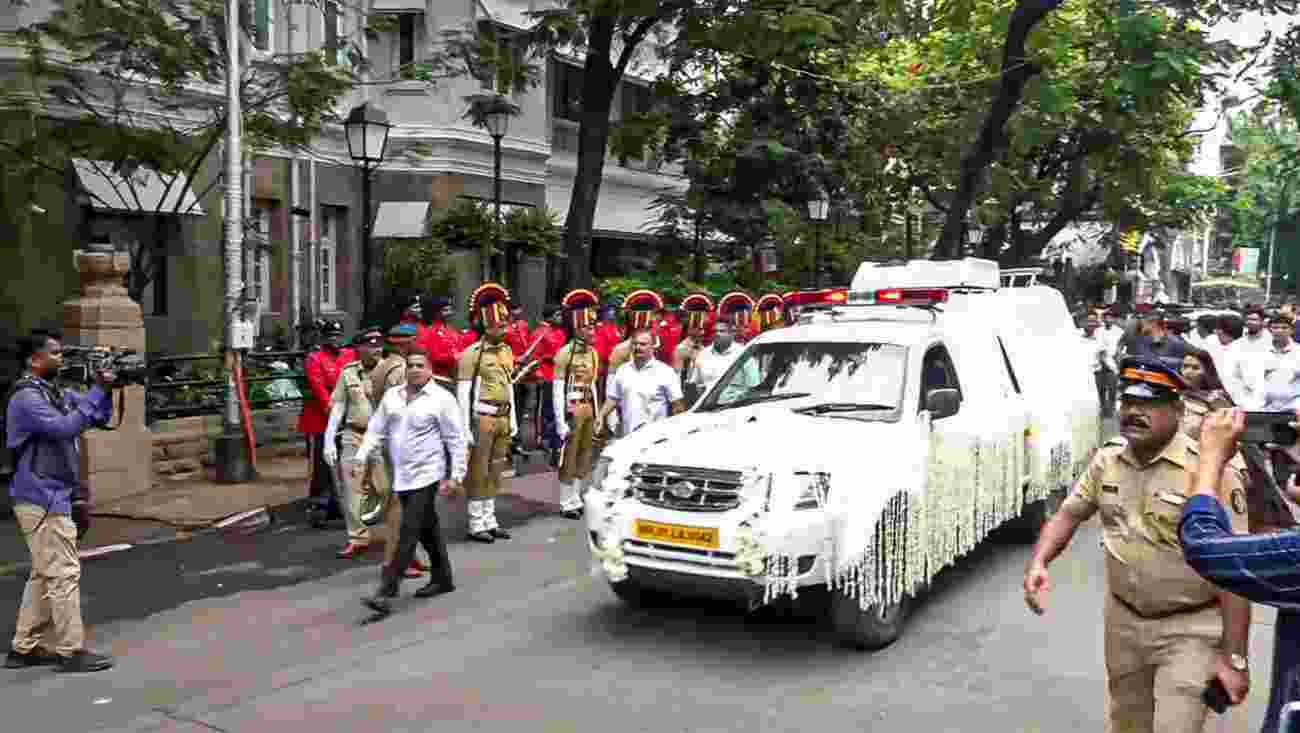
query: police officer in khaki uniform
608 289 664 375
554 289 602 519
457 283 519 543
1024 356 1252 733
322 331 387 558
673 293 714 406
755 293 785 335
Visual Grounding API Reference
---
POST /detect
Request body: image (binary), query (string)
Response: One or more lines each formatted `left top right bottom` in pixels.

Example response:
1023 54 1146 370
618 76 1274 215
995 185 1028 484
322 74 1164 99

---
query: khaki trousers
466 414 511 500
335 432 375 545
11 503 83 657
558 402 596 483
1104 595 1245 733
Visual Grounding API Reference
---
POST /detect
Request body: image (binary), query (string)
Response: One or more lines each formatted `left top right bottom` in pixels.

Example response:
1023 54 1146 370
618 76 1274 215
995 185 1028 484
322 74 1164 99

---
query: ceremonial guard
504 301 532 456
419 295 463 391
399 296 429 346
457 284 519 543
674 293 715 405
717 292 757 344
523 304 567 463
609 290 665 374
1025 356 1252 733
755 294 786 334
593 301 624 400
553 290 602 519
299 320 352 528
655 299 683 365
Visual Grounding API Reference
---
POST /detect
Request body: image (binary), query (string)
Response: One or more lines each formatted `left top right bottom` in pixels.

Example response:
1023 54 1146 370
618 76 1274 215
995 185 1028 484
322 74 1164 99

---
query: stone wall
151 407 306 482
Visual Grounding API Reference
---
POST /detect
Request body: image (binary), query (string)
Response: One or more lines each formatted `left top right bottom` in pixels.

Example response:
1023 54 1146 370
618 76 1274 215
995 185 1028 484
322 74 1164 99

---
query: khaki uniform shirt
554 342 599 388
457 342 515 403
1061 431 1249 617
369 354 406 405
330 360 393 433
673 338 703 374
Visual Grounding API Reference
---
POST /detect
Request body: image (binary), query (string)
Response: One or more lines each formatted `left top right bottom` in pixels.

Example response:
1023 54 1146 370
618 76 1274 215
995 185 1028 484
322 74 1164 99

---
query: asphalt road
0 505 1281 733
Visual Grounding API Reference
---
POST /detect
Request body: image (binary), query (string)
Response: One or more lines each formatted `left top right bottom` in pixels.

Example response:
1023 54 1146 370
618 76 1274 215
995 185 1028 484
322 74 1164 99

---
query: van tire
1005 485 1065 543
829 591 911 650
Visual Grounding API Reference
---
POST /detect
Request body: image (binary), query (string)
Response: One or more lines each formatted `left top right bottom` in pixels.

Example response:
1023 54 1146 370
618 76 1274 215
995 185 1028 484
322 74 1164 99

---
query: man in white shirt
1225 308 1273 407
597 329 685 437
352 348 467 616
689 320 758 402
1081 311 1116 416
1244 313 1300 409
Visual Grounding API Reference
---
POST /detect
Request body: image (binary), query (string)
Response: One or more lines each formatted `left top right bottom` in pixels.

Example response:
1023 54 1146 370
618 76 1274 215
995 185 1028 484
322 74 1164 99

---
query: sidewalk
0 454 565 568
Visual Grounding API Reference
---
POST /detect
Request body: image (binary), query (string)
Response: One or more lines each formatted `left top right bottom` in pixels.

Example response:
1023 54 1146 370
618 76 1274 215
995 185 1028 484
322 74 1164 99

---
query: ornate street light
809 191 830 287
484 95 512 283
344 102 392 323
965 220 982 258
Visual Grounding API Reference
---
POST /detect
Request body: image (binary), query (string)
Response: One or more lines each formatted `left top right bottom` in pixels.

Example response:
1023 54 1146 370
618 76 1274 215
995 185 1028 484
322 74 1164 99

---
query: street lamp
344 102 392 324
484 95 512 283
965 221 982 258
809 191 830 287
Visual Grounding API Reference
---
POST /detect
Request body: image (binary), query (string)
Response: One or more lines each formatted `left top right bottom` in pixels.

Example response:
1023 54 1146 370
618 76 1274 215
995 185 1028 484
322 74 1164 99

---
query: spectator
1081 311 1116 417
598 329 684 438
1183 408 1300 733
1225 307 1272 406
1179 348 1232 440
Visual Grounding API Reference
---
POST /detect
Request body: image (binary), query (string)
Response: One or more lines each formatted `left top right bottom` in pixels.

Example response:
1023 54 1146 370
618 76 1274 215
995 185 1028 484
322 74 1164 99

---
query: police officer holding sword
553 290 602 519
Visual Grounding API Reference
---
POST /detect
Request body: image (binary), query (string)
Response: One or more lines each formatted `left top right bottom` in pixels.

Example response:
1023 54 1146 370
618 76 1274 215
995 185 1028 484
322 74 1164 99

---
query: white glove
510 417 519 439
557 421 570 443
323 440 338 467
457 380 476 446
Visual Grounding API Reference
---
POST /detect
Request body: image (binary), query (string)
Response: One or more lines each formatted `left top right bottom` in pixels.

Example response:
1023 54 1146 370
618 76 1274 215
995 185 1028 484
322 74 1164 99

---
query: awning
72 159 205 215
372 201 430 238
372 0 425 12
547 181 657 238
474 0 542 31
1191 278 1262 289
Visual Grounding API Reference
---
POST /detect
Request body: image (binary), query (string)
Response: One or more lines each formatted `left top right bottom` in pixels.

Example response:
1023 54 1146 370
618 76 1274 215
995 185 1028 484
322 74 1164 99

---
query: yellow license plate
634 519 719 549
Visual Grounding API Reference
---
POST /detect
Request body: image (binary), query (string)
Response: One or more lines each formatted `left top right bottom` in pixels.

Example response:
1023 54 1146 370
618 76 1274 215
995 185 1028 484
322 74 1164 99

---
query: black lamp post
344 102 391 324
809 191 830 287
484 96 512 283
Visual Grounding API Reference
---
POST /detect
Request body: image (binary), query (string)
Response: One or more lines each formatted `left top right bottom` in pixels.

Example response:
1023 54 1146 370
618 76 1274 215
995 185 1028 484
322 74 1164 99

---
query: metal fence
146 350 309 424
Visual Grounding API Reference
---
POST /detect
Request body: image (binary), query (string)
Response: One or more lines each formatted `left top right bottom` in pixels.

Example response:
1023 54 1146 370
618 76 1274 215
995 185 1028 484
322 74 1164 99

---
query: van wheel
609 578 669 608
1005 485 1064 543
829 591 911 650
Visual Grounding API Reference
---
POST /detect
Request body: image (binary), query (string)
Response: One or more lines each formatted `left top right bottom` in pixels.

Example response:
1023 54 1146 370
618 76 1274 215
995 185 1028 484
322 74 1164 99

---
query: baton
511 360 540 385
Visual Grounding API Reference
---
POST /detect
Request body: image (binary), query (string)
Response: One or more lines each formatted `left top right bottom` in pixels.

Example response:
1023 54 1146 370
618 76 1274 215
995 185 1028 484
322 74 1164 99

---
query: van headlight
590 456 613 493
793 472 830 510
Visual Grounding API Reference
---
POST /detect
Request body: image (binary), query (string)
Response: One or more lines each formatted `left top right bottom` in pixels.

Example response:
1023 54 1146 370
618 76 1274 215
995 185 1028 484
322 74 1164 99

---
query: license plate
634 519 719 549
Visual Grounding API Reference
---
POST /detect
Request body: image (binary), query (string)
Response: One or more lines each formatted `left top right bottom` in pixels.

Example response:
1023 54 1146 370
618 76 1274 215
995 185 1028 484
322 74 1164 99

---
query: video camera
58 345 148 387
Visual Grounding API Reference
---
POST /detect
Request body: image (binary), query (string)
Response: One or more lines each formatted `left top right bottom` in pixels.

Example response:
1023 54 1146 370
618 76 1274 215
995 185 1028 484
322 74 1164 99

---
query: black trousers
380 483 454 595
1261 609 1300 733
307 435 339 513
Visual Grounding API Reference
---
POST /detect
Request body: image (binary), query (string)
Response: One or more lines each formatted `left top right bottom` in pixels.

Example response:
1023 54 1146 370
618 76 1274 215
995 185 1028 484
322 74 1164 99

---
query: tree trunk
933 0 1063 259
559 17 619 293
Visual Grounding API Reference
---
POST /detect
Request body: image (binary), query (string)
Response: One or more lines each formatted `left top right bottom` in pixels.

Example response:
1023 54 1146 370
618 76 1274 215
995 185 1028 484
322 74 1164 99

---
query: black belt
1112 593 1219 620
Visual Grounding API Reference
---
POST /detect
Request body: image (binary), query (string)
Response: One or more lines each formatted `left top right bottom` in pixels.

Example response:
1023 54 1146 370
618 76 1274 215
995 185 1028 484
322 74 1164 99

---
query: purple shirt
6 378 111 514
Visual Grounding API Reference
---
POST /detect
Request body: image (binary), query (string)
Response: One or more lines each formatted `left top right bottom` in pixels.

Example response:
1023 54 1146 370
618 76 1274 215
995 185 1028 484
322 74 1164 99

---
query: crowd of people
294 283 795 618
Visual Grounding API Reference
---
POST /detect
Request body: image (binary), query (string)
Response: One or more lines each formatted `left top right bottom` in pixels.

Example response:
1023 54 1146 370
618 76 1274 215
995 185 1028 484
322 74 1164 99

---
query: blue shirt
6 378 112 514
1179 494 1300 610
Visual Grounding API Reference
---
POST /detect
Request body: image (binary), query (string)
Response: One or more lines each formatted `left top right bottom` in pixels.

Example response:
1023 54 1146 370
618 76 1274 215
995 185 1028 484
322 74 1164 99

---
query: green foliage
597 271 795 306
503 206 564 257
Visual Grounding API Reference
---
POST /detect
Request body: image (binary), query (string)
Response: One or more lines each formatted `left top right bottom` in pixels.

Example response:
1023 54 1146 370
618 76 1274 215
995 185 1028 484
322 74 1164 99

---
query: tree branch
615 16 661 78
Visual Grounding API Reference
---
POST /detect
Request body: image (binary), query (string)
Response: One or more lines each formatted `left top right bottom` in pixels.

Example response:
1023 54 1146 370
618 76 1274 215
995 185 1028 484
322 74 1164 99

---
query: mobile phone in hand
1243 412 1300 445
1202 678 1232 714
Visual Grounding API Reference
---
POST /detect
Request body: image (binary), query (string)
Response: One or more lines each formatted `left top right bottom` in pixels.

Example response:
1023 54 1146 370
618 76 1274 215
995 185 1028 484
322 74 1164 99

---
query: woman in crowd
1180 348 1232 440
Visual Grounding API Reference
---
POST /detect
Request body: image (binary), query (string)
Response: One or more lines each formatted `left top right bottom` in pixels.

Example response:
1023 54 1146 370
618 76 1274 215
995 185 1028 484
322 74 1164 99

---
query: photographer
1184 407 1300 733
4 330 114 673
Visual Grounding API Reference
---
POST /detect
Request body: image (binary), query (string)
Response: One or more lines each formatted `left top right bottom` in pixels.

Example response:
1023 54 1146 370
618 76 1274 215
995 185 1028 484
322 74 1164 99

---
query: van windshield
696 342 908 415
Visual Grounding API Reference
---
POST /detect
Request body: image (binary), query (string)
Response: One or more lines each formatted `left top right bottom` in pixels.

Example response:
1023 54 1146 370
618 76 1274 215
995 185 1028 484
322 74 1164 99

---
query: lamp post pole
491 131 503 283
344 102 391 326
360 164 373 323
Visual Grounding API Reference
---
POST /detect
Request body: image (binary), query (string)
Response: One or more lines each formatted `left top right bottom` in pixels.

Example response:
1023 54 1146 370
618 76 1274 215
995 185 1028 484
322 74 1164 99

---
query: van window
919 345 961 412
996 336 1021 394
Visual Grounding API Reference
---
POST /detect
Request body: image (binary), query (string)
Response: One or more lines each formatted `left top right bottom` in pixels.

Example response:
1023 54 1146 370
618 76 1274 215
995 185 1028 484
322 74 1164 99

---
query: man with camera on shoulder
4 329 115 673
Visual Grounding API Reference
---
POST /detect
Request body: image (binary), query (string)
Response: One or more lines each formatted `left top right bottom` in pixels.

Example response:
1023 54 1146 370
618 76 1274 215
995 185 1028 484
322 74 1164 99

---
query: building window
322 1 345 65
398 14 417 73
478 22 524 91
552 60 582 122
248 203 273 309
252 0 274 53
319 206 342 311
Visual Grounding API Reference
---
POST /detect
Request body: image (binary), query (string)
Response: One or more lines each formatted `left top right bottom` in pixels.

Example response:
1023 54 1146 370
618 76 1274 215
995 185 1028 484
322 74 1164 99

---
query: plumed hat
621 289 664 331
680 292 716 332
562 288 600 330
717 291 756 329
756 293 785 330
468 282 512 328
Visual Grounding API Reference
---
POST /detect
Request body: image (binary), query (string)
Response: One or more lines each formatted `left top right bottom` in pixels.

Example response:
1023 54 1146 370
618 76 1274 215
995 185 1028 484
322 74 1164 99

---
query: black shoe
561 508 584 520
5 649 58 669
413 581 455 599
548 450 560 468
468 531 495 543
489 527 511 540
361 594 393 616
55 650 114 673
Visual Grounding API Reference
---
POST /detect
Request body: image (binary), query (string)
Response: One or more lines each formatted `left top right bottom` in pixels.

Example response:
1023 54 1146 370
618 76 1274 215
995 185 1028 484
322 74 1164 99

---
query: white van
584 259 1101 648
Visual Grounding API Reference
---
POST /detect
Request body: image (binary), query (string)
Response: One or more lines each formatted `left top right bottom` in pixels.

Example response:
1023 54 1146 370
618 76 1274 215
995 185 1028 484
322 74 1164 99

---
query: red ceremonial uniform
504 318 531 361
457 328 479 353
419 320 463 380
296 347 348 434
655 315 682 364
593 321 624 376
531 324 568 382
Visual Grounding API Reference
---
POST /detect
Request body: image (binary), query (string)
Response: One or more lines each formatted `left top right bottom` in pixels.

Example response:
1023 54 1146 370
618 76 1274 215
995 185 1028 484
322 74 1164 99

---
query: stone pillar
63 249 152 506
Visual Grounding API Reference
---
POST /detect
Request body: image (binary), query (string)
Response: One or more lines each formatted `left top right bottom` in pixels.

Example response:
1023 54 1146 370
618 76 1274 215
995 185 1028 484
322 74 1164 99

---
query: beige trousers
11 503 83 657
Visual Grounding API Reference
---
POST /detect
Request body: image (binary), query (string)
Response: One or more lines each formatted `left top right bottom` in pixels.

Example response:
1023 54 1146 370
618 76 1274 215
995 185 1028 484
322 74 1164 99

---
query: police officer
299 319 351 527
420 295 463 390
553 289 602 519
755 293 785 335
1024 356 1252 733
457 283 519 543
674 293 714 405
322 331 389 558
718 292 757 343
608 290 664 375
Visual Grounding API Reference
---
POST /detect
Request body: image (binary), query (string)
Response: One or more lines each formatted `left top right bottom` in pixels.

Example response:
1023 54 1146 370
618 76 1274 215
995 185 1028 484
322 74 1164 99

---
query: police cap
1118 355 1186 402
387 322 419 340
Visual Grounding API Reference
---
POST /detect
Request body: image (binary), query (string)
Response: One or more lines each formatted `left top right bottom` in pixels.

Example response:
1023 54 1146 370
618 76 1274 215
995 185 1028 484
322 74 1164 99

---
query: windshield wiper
709 392 811 410
794 402 895 415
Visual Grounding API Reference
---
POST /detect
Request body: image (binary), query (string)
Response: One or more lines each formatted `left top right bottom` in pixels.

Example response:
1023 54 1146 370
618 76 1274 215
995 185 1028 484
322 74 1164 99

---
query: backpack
1 377 64 481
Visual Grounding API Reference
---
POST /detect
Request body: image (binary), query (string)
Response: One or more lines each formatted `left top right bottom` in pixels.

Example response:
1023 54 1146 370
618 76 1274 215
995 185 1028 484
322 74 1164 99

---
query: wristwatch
1228 653 1249 672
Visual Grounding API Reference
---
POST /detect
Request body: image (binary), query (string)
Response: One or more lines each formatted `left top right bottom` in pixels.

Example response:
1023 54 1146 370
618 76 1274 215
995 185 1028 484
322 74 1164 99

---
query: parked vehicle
584 258 1101 648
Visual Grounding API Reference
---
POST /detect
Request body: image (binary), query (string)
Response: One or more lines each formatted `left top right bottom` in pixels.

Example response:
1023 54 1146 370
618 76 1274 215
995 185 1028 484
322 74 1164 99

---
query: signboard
1233 247 1260 275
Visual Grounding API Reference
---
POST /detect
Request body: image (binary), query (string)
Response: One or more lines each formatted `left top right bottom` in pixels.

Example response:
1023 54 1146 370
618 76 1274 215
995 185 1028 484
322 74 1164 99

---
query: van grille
630 463 745 512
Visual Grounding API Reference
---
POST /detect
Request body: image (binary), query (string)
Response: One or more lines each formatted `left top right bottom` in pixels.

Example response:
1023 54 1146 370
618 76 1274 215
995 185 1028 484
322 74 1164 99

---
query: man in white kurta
598 330 684 437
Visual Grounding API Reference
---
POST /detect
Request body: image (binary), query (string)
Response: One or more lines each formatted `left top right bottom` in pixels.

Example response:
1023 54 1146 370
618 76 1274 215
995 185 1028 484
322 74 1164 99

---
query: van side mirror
925 388 961 420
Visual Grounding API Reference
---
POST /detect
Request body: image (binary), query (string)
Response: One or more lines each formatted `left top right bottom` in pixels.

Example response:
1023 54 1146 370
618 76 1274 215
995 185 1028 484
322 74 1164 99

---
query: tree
0 0 357 303
1222 105 1300 290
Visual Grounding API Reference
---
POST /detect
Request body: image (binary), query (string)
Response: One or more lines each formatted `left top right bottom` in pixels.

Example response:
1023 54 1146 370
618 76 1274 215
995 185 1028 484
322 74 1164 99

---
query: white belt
568 390 590 401
475 402 500 415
